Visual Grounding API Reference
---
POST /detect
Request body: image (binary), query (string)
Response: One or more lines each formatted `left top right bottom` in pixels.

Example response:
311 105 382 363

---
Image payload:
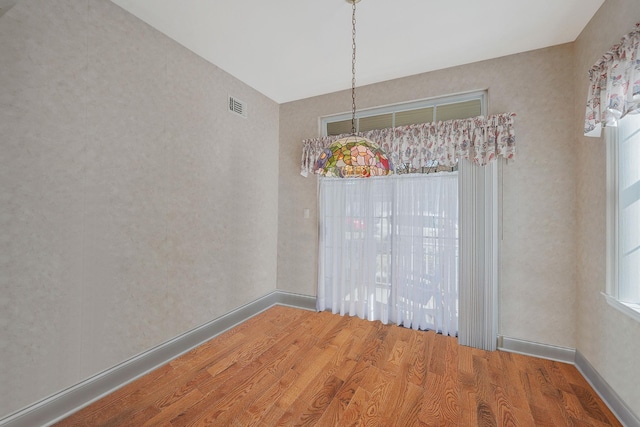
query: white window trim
604 125 640 323
320 90 487 137
603 292 640 322
605 126 619 298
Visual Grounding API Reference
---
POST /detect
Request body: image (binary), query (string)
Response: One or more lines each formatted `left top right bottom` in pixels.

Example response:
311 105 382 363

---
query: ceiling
109 0 605 104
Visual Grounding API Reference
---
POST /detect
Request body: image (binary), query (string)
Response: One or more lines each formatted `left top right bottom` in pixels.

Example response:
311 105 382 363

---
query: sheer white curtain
317 177 394 323
392 174 458 336
317 173 459 336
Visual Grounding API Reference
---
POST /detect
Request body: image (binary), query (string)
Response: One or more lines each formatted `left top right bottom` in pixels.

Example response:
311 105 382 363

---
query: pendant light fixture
314 0 393 178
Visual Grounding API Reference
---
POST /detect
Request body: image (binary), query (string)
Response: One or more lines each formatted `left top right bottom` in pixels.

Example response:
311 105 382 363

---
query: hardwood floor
55 306 621 426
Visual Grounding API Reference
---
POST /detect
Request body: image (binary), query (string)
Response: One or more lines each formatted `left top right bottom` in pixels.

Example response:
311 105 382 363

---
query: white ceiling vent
228 95 247 118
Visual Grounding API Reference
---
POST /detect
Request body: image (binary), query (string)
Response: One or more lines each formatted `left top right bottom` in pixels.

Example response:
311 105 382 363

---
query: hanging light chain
351 0 357 135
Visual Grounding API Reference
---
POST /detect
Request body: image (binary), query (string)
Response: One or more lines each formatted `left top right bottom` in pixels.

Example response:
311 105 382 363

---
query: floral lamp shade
314 136 393 178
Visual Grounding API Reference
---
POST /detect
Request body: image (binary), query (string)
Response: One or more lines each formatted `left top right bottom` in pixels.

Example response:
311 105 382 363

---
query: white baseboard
0 291 316 427
498 335 639 427
575 351 640 427
498 335 576 363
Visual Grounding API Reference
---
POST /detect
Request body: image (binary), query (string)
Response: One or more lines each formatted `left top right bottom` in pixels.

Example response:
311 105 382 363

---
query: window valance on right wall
585 23 640 137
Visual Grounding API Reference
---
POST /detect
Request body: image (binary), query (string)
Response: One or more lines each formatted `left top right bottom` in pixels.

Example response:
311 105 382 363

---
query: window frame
604 117 640 323
317 89 500 349
320 91 487 137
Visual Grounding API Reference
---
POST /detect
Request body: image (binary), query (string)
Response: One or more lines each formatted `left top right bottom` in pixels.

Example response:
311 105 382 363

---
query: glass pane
327 120 352 136
619 114 640 190
435 99 482 121
395 107 434 127
618 113 640 303
359 113 393 132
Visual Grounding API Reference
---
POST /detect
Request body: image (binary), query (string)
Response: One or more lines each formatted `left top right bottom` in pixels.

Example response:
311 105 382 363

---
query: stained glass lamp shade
314 136 393 178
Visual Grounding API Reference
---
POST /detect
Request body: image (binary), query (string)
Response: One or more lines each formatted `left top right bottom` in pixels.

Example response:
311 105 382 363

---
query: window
317 91 501 349
606 113 640 321
322 92 485 136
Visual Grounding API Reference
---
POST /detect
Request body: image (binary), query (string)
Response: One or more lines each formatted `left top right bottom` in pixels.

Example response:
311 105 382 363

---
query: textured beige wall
574 0 640 415
0 0 279 417
279 44 578 348
3 0 638 421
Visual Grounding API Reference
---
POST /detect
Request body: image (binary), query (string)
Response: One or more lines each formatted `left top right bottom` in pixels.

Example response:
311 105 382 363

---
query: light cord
351 0 357 135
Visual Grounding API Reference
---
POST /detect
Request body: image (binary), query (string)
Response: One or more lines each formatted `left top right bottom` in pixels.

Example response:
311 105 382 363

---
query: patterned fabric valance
301 113 516 177
584 23 640 137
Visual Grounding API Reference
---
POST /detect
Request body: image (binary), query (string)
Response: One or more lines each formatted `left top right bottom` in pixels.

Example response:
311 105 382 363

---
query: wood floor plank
355 319 390 366
557 361 621 425
302 309 345 340
492 352 535 426
141 388 204 427
387 381 424 426
278 374 344 426
273 344 337 412
314 359 370 425
418 373 448 426
381 350 425 425
55 308 623 427
200 369 278 426
457 342 477 426
441 336 460 425
472 349 499 427
428 332 447 376
169 329 249 372
406 328 431 388
171 319 307 425
358 368 395 426
339 386 370 426
517 353 585 427
491 384 518 427
234 368 299 427
571 382 618 425
264 305 308 331
183 337 304 425
112 405 161 427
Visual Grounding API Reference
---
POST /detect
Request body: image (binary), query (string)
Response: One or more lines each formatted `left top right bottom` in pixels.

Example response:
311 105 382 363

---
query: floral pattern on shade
584 23 640 137
314 136 393 178
301 113 516 177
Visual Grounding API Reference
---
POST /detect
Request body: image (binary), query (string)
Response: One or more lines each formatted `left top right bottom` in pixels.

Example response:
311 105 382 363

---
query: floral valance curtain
584 23 640 137
301 113 516 177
